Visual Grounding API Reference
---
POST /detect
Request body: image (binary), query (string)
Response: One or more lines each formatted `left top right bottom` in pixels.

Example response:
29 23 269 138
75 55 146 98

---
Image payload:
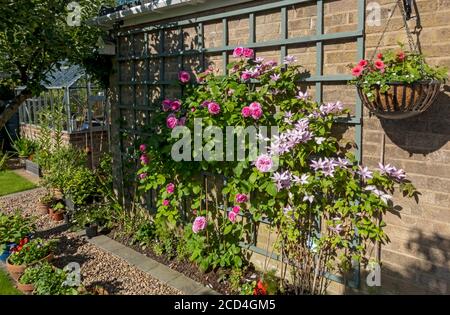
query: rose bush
136 48 417 293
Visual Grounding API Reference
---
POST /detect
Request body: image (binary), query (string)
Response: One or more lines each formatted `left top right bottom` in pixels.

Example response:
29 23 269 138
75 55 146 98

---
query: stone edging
77 232 219 295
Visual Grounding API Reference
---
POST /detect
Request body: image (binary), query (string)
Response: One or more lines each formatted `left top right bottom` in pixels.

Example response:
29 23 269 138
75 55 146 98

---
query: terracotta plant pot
6 257 26 281
17 282 34 294
52 211 64 222
37 202 49 215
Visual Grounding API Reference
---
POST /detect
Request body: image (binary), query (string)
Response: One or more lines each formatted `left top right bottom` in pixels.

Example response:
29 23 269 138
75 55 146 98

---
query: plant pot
37 202 49 215
51 211 64 222
0 249 11 263
357 80 441 119
25 159 42 177
85 224 98 239
17 282 34 294
6 257 27 281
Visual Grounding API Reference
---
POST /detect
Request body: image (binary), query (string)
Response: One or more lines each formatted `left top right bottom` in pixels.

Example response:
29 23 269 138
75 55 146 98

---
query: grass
0 268 21 295
0 170 37 197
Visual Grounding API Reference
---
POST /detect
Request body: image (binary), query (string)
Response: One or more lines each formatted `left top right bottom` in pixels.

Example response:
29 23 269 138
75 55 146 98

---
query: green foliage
240 281 257 295
10 137 37 159
8 238 56 266
133 221 156 248
0 148 10 172
64 166 98 206
19 265 43 285
31 262 79 295
350 44 448 101
0 212 35 252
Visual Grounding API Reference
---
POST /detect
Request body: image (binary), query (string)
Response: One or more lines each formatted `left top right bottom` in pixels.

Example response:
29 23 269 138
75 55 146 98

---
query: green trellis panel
114 0 366 289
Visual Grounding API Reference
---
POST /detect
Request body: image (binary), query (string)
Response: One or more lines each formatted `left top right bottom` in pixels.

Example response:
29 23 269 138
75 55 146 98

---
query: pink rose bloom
178 116 187 126
162 99 172 112
178 71 191 84
140 154 149 165
241 72 252 81
232 205 241 213
171 100 181 112
243 48 254 59
139 144 146 152
201 100 210 108
351 65 364 77
251 107 263 120
358 60 368 67
163 199 170 206
192 216 207 233
139 173 147 180
374 59 385 71
228 211 237 223
235 194 248 203
208 102 221 115
233 47 244 57
166 114 178 129
241 106 252 118
191 107 196 112
255 154 273 173
166 183 175 194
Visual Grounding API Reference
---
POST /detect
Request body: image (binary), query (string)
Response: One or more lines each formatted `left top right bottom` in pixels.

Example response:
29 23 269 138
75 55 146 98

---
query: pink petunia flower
235 194 248 203
139 144 147 152
166 183 175 194
374 59 385 72
166 114 178 129
351 65 364 77
192 216 207 233
243 48 254 59
178 71 191 84
207 102 221 115
228 211 237 223
358 59 368 67
163 199 170 206
255 154 273 173
377 53 383 59
233 47 244 58
241 106 252 118
171 100 181 112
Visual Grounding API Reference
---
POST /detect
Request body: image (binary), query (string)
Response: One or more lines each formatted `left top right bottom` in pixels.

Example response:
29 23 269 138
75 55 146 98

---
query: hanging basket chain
370 1 399 60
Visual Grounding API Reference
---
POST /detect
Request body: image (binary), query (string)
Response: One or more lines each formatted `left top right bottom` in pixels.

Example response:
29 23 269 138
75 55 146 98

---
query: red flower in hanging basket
358 59 368 68
351 65 364 77
377 53 383 59
253 280 268 295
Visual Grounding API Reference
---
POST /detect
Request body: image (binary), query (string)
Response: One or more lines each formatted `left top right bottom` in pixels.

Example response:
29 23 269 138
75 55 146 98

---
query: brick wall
20 124 109 168
109 0 450 294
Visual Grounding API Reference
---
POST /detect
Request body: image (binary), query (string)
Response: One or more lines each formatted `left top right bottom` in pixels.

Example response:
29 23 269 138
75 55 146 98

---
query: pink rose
208 102 221 115
191 107 196 112
140 154 149 165
166 114 178 129
178 71 191 84
241 106 252 118
178 116 187 126
351 65 364 77
192 216 207 233
166 183 175 194
163 199 170 206
162 99 172 112
138 173 147 180
139 144 146 152
201 100 210 108
255 154 273 173
228 211 237 223
171 100 181 112
251 107 263 120
232 205 241 213
235 194 248 203
243 48 254 59
233 47 244 58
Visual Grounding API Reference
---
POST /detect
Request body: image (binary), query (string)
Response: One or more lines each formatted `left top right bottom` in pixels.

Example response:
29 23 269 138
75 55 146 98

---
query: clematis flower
315 137 326 145
233 47 244 57
357 165 373 180
270 73 280 81
235 194 248 203
296 91 309 100
365 186 392 204
283 55 297 65
292 174 309 185
192 216 207 233
207 102 221 115
166 183 175 194
303 193 314 204
178 71 191 84
255 57 264 63
255 154 273 173
166 114 178 129
351 65 364 77
271 170 291 191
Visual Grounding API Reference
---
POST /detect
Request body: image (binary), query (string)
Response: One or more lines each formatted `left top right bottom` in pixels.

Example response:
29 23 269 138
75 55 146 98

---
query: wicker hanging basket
357 80 442 119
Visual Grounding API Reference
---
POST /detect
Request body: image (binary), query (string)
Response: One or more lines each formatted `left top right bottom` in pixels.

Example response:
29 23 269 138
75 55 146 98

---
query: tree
0 0 113 129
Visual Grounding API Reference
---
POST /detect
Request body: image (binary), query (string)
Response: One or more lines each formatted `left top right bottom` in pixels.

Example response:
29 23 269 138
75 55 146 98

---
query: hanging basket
357 80 442 119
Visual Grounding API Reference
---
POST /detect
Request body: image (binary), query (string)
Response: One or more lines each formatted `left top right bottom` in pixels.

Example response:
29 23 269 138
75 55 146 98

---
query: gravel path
0 188 182 295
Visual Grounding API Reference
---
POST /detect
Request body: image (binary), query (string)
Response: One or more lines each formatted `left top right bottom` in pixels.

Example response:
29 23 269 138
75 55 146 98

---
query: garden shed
17 62 110 167
95 0 450 294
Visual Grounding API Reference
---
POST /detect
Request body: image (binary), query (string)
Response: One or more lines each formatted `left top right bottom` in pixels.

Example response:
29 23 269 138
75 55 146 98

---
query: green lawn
0 268 21 295
0 171 36 197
